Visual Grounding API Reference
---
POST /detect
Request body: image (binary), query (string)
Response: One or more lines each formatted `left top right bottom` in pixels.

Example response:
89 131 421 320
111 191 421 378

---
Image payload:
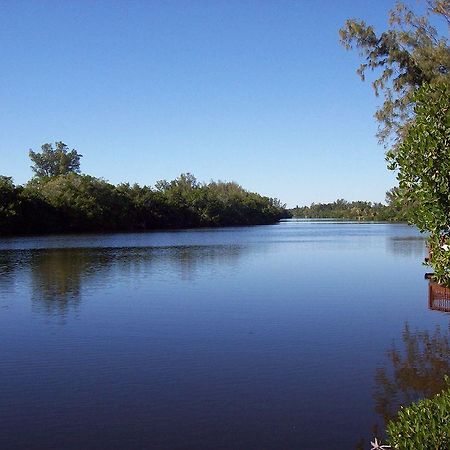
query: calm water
0 220 448 450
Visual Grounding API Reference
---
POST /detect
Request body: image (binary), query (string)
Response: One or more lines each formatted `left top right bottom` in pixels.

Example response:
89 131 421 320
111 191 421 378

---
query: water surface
1 220 448 450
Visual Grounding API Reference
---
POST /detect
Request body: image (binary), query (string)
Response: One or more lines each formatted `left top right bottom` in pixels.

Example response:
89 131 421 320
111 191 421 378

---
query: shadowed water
0 220 448 450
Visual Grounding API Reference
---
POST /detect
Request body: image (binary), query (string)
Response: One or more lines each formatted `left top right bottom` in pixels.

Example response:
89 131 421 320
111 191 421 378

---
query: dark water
0 220 448 450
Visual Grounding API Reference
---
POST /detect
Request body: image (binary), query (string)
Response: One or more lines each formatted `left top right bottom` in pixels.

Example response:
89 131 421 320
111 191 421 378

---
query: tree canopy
340 0 450 143
290 197 405 221
29 141 82 178
0 153 290 235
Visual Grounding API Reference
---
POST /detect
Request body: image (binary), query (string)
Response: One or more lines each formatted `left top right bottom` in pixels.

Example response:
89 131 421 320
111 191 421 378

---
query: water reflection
387 236 426 257
163 244 243 281
374 322 450 426
0 245 244 318
0 251 28 290
0 224 443 450
29 249 102 316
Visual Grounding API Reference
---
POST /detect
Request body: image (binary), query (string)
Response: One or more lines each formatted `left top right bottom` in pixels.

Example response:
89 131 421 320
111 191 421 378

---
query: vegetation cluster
290 196 406 221
386 383 450 450
0 143 289 235
387 83 450 285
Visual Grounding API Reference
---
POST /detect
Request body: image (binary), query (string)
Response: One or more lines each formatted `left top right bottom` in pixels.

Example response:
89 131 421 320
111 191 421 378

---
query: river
0 219 447 450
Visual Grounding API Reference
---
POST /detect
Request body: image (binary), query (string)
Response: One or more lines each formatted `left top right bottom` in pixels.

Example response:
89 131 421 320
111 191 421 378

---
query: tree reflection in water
387 236 426 258
0 251 29 309
0 251 22 291
28 245 244 317
374 322 450 426
30 249 101 316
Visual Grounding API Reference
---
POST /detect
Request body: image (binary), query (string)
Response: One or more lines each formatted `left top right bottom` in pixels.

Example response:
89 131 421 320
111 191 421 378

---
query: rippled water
0 220 448 450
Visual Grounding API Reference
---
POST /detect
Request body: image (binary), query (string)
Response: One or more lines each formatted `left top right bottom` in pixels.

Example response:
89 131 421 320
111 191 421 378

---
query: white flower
370 437 391 449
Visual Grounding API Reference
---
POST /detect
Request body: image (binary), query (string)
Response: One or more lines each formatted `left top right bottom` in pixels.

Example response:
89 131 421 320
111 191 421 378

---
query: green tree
340 0 450 143
24 173 131 231
29 141 82 178
0 176 19 232
387 82 450 283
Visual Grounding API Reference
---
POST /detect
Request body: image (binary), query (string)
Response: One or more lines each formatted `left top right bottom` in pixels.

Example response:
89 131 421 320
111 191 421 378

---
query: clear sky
1 0 407 207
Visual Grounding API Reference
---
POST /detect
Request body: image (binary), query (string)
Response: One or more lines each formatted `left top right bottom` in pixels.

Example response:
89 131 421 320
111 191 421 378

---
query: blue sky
1 0 410 207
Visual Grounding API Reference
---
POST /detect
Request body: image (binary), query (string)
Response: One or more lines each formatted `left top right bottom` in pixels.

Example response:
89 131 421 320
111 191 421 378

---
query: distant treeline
0 172 290 235
290 196 407 221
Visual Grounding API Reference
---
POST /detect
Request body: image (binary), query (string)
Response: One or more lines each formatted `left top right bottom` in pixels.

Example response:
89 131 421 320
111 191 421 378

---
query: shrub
387 382 450 449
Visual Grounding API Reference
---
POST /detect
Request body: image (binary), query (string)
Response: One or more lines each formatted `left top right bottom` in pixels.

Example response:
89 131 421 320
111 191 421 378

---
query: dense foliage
386 382 450 449
387 82 450 284
0 171 290 235
387 83 450 235
290 198 405 221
